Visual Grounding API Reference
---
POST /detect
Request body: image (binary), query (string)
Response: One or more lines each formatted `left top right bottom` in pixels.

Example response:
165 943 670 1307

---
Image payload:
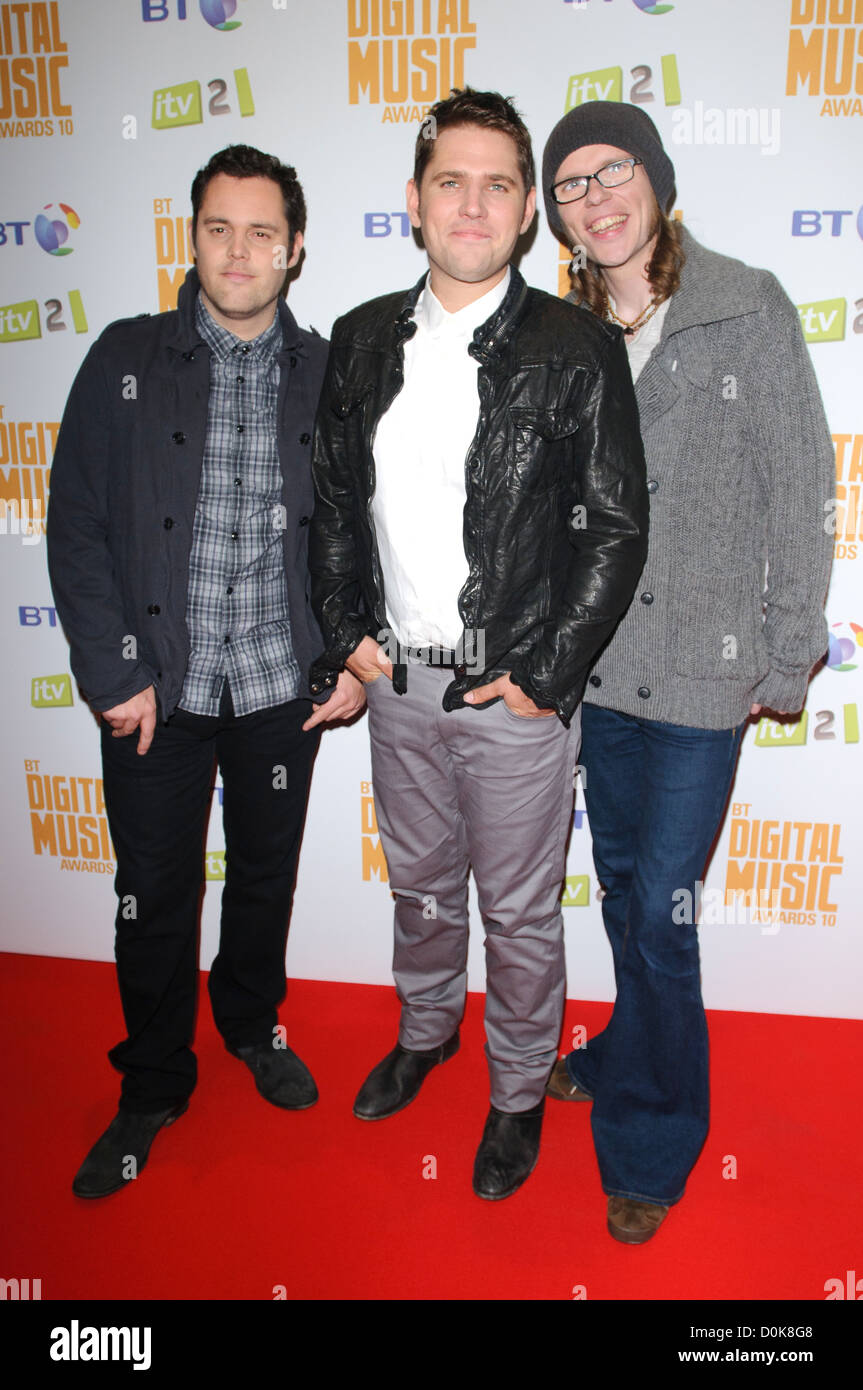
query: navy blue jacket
47 269 329 717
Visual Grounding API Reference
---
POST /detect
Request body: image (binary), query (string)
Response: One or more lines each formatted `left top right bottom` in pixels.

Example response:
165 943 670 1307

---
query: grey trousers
365 664 580 1112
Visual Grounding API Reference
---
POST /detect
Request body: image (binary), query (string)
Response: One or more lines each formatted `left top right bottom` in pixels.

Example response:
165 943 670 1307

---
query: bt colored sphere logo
200 0 241 29
34 203 80 256
633 0 674 12
826 620 863 673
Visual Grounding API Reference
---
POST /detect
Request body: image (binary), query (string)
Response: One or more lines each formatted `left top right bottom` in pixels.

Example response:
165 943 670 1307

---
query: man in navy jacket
47 145 363 1199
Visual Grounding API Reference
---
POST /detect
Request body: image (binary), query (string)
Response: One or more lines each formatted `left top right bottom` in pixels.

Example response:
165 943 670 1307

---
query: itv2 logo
142 0 242 29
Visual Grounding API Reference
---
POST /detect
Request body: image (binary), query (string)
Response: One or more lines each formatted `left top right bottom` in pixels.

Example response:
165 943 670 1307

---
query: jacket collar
168 266 307 357
662 226 762 338
633 227 762 423
393 266 529 363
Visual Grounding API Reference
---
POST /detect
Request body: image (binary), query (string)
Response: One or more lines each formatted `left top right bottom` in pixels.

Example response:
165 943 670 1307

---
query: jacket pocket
507 406 580 493
672 567 769 682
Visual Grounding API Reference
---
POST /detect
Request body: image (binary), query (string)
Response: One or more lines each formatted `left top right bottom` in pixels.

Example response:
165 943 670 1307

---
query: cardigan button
640 591 654 605
147 604 160 616
163 517 174 529
647 479 658 493
172 431 185 444
589 675 601 688
637 685 651 699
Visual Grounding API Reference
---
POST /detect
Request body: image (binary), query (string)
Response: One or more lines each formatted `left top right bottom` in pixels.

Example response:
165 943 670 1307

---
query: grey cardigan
573 227 834 729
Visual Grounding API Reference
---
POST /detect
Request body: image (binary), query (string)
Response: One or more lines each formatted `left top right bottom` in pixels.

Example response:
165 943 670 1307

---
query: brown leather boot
607 1195 670 1244
545 1056 592 1101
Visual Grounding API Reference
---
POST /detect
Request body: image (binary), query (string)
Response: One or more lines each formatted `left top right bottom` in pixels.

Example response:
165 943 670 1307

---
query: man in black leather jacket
310 90 648 1200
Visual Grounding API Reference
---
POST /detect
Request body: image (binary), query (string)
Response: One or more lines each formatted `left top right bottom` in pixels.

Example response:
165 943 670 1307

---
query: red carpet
1 952 860 1302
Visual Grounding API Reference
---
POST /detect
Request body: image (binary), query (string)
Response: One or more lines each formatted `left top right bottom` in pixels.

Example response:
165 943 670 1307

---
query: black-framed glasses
550 157 644 205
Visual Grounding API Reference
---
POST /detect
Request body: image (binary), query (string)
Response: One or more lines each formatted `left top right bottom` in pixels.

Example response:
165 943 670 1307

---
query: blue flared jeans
566 703 746 1206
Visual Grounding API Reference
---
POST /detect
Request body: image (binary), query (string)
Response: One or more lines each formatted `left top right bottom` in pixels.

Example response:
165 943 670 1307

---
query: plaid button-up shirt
178 297 300 716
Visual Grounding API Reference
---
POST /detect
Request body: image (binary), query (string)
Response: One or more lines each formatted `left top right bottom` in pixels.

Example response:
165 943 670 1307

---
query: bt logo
827 619 863 672
791 207 863 239
364 213 412 237
565 1 673 12
141 0 242 29
34 203 80 256
19 607 58 627
0 203 80 254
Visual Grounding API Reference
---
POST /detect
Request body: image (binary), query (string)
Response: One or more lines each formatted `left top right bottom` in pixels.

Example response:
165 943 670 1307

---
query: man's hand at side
345 636 394 685
101 685 157 755
303 670 367 731
464 673 556 719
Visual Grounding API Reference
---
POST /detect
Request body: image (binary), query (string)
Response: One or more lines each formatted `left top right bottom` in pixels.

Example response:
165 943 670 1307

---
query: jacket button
299 515 310 526
647 479 658 493
454 664 467 678
640 591 654 605
163 517 174 529
637 685 651 699
147 604 160 616
310 682 321 694
589 675 601 688
299 433 311 445
172 431 185 444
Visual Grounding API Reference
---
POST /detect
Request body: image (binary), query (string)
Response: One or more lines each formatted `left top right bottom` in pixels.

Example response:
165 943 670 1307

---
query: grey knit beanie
542 101 676 241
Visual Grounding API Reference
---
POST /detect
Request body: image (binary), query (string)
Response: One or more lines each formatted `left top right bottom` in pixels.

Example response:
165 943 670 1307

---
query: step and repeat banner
1 0 859 1017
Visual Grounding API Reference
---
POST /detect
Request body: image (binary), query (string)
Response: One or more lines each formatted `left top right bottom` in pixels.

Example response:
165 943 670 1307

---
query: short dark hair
190 144 307 242
413 88 535 194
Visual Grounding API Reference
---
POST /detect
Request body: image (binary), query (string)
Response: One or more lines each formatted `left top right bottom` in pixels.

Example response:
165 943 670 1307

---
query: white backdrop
1 0 860 1018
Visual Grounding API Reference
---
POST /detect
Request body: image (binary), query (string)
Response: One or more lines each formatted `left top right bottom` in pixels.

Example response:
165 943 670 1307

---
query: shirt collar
415 267 511 341
195 293 282 365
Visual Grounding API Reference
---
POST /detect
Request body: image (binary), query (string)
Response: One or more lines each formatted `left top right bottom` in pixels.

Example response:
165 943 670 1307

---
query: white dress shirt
371 268 510 650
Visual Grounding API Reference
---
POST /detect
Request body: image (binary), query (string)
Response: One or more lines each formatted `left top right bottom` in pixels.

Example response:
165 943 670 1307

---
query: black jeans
100 687 321 1113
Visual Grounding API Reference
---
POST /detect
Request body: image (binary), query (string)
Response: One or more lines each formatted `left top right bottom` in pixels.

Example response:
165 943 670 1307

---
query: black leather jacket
309 267 648 724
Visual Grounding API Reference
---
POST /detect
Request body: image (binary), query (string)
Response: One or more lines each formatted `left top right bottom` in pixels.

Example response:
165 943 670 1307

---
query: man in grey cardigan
541 103 833 1243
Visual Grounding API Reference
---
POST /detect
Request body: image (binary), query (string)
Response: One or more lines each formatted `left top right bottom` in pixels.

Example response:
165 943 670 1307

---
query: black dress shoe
72 1101 189 1199
353 1032 459 1120
229 1040 318 1110
472 1100 544 1201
